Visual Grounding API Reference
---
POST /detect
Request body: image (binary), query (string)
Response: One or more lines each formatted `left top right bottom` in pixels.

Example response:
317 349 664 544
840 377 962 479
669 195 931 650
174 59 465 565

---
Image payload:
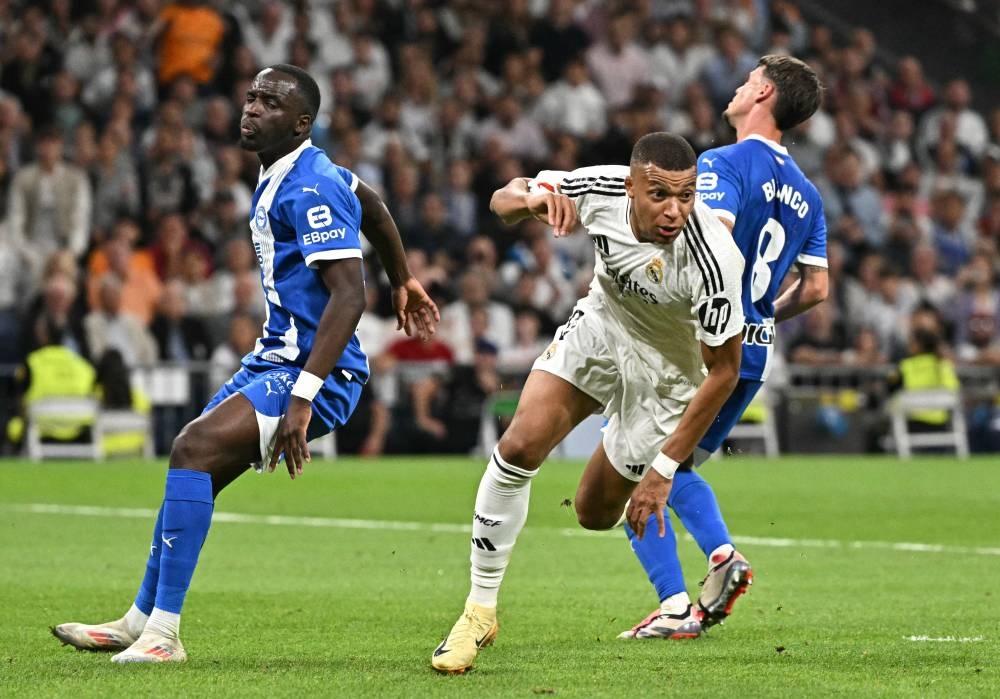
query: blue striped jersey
246 139 369 382
696 135 828 381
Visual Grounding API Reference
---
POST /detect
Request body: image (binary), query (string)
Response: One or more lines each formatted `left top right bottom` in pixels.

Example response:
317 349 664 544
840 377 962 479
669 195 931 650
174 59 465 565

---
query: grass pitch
1 455 998 698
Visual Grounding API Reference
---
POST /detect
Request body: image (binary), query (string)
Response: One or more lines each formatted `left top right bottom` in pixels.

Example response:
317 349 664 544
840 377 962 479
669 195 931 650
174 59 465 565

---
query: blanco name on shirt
761 179 809 219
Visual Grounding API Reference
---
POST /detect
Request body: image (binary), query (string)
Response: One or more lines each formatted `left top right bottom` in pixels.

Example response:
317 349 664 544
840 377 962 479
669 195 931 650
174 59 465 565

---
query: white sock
467 448 536 607
661 591 691 615
123 603 149 638
144 608 181 639
709 543 735 565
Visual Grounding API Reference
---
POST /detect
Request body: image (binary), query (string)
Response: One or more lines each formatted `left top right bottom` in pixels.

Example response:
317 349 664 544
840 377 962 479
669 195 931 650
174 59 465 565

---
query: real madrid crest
644 257 664 285
541 341 558 361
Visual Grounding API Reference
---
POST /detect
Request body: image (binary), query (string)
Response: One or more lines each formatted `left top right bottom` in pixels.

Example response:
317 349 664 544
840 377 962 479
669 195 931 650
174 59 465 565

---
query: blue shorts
204 357 364 463
698 378 764 453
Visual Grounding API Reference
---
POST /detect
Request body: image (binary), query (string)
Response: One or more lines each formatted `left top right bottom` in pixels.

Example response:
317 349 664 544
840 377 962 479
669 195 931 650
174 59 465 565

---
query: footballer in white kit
432 133 746 675
530 165 745 479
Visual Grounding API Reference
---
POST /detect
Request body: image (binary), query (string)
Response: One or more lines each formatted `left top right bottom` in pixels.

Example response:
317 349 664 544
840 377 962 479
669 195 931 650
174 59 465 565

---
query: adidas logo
472 537 496 551
625 463 646 476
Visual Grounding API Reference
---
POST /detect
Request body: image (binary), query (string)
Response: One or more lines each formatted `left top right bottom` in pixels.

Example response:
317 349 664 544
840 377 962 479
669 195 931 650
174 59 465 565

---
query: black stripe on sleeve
684 213 723 294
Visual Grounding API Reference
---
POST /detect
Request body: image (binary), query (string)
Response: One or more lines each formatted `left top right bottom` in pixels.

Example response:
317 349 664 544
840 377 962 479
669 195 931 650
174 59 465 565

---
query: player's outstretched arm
774 264 828 322
626 334 742 539
490 177 578 236
354 179 439 340
267 258 366 479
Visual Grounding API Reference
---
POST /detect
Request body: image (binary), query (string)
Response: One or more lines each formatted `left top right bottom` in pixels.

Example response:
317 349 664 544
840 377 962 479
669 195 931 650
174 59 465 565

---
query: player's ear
295 114 313 137
624 175 634 197
757 80 775 104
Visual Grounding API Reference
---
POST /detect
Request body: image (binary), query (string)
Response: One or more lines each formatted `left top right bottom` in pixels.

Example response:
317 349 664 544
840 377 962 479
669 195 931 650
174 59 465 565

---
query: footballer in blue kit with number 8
621 54 830 639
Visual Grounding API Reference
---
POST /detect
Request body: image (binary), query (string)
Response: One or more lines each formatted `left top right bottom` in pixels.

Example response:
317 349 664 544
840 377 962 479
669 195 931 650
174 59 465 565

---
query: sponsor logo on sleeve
698 297 733 335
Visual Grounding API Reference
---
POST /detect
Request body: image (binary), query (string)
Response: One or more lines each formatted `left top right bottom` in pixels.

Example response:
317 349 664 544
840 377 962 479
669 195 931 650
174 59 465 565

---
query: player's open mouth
657 227 679 237
240 123 256 136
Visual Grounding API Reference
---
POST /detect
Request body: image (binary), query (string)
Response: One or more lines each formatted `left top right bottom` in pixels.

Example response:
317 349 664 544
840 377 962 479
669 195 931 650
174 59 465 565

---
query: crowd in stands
1 0 998 456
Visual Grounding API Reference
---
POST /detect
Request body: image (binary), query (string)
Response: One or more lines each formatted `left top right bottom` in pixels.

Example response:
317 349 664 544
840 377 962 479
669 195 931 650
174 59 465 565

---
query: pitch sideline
4 502 1000 557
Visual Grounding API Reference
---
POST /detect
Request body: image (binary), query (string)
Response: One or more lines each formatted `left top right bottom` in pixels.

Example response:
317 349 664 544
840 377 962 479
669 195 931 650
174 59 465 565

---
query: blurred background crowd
1 0 999 456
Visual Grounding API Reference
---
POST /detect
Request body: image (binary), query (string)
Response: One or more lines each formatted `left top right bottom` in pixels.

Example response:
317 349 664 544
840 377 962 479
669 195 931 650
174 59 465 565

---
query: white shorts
532 300 698 482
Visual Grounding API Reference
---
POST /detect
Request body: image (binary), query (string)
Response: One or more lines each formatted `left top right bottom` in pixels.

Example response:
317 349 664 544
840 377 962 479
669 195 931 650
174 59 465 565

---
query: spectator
440 270 515 364
900 243 956 316
152 0 226 89
233 2 293 69
7 126 92 272
0 220 32 362
477 93 549 163
83 273 157 369
148 213 211 282
149 279 213 362
207 312 258 393
441 159 478 239
22 270 90 361
815 143 885 247
63 13 112 85
530 0 591 83
700 24 758 112
0 29 60 127
498 306 550 375
49 71 87 141
91 129 142 235
534 56 607 141
887 56 936 118
880 110 919 186
81 32 157 116
952 253 1000 365
405 192 463 263
930 189 974 276
787 300 849 366
920 136 984 229
648 16 715 104
139 125 199 225
351 33 393 112
918 78 989 161
585 10 650 110
86 221 163 326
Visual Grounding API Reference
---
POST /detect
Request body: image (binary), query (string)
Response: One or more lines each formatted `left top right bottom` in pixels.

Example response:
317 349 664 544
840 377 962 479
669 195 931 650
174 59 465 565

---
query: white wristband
291 371 324 402
650 452 680 480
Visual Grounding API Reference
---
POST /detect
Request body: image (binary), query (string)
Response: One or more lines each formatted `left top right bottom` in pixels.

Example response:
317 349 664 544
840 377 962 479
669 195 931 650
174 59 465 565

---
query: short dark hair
268 63 321 120
630 132 696 171
758 54 823 131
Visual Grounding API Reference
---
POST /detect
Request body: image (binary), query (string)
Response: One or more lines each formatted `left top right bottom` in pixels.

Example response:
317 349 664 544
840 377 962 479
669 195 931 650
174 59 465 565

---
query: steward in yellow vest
6 345 97 444
892 328 960 427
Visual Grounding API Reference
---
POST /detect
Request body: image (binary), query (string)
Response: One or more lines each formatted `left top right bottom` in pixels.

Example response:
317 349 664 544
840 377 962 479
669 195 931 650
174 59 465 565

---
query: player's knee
575 502 617 531
169 423 212 471
496 431 546 470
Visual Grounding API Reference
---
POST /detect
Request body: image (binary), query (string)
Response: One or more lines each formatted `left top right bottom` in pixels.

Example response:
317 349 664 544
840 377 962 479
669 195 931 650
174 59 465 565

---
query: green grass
1 455 998 698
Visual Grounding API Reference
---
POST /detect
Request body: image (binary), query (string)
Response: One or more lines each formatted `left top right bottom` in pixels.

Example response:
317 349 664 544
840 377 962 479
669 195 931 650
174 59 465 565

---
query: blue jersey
246 139 369 383
696 135 827 381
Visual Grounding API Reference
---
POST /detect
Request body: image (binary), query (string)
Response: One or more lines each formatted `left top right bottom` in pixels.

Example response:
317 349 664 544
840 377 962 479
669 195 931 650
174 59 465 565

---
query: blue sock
154 469 214 614
134 504 165 615
625 511 686 603
667 469 731 558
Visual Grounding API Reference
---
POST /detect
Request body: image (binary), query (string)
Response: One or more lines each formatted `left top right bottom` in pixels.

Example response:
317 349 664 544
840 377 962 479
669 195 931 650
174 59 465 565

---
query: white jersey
531 165 745 387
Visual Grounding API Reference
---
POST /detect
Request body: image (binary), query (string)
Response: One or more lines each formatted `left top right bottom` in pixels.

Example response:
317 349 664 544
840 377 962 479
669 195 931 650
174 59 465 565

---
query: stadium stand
0 0 998 457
